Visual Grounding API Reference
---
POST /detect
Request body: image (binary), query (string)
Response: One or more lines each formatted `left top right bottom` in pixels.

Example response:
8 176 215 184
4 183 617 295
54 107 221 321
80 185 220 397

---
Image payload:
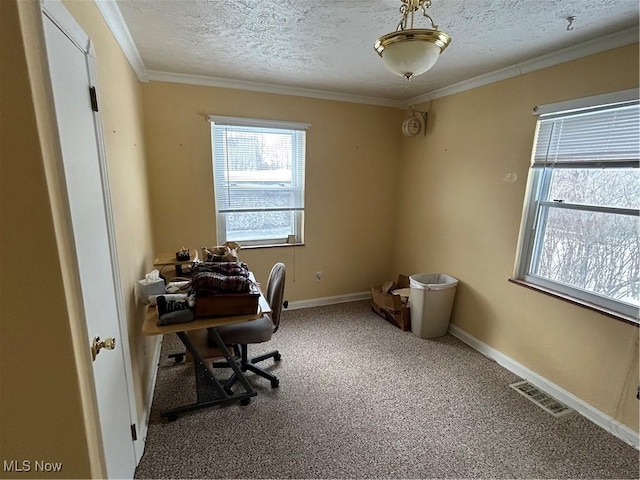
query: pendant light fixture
374 0 451 81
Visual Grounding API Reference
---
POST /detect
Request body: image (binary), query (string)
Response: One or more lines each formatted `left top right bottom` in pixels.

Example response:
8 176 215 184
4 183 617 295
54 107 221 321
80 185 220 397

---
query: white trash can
409 273 458 339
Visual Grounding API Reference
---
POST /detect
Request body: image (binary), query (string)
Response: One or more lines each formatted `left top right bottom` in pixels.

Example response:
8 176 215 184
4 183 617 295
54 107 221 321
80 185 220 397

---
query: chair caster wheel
240 398 251 406
166 413 178 422
271 379 279 388
274 352 282 361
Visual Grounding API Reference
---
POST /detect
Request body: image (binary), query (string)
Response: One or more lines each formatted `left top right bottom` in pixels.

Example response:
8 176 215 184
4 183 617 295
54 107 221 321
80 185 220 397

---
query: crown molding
94 0 148 81
93 0 637 109
92 0 400 106
406 27 640 107
145 70 404 107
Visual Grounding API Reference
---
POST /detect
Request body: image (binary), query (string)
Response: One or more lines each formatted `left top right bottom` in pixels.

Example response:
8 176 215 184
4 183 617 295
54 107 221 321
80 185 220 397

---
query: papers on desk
166 280 191 293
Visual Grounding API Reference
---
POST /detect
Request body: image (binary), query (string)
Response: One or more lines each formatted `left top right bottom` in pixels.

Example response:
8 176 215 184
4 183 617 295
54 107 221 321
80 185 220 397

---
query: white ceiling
108 0 639 106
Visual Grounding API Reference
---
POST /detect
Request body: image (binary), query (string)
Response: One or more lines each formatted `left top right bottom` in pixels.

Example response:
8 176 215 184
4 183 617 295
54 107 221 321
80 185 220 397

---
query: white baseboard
448 324 639 450
287 291 371 310
134 335 163 463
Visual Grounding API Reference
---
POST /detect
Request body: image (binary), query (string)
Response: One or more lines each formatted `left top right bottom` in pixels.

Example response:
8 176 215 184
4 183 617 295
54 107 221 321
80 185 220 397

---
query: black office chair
210 262 286 391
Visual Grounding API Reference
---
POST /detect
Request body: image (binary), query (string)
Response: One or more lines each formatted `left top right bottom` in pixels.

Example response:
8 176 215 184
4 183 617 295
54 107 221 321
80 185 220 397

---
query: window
515 92 639 321
209 116 309 247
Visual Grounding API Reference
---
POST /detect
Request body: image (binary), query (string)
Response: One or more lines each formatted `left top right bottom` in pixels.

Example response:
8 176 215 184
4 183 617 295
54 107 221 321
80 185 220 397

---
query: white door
42 5 137 479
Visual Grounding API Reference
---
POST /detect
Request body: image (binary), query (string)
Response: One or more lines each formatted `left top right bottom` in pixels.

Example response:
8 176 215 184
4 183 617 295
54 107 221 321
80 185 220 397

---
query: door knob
91 336 116 361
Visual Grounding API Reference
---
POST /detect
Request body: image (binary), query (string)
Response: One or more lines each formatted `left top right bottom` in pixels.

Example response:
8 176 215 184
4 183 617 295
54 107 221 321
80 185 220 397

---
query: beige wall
0 0 94 477
1 0 156 476
2 1 637 475
142 83 403 299
393 44 640 431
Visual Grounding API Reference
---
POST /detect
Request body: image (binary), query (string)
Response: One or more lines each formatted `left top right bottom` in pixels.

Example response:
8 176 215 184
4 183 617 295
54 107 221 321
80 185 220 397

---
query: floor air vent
509 381 573 417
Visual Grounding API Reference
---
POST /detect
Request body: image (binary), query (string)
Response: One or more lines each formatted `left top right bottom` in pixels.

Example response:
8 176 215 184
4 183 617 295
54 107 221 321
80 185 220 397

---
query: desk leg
160 331 256 421
206 327 256 398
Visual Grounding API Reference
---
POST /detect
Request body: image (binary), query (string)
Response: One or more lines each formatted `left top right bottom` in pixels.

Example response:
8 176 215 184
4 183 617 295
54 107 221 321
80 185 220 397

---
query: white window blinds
209 117 308 245
516 96 640 320
532 101 640 168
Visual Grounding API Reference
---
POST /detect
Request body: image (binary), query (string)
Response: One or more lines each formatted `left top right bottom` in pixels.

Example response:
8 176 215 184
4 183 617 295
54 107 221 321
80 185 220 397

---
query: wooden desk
143 288 271 421
153 249 198 276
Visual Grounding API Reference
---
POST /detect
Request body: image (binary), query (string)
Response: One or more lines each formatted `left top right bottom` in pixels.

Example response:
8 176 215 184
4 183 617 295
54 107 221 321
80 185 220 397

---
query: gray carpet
135 301 639 479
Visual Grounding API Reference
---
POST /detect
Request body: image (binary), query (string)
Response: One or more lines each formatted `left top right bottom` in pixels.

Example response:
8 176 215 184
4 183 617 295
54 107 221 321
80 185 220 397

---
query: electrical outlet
315 271 323 282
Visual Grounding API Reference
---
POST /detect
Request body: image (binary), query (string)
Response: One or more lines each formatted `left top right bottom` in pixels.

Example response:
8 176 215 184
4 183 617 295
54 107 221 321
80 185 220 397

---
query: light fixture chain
397 3 410 31
396 0 437 31
420 1 438 29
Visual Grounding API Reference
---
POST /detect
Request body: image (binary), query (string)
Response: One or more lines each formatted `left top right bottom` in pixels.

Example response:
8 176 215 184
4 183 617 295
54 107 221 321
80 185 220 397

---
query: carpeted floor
135 301 639 479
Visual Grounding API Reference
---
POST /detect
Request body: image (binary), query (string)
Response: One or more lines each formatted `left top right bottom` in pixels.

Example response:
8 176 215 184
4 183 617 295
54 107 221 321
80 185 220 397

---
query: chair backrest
265 262 286 333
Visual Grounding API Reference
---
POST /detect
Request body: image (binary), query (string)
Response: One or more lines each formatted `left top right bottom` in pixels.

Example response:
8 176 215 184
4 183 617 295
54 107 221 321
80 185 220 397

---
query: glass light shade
375 29 451 80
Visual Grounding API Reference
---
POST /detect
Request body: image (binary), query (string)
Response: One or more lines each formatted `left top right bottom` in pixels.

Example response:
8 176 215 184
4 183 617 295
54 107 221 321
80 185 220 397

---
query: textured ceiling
114 0 639 102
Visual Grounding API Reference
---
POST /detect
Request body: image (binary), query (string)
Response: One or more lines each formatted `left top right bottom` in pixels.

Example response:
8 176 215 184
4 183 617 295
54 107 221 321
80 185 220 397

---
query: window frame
209 115 310 248
513 90 639 323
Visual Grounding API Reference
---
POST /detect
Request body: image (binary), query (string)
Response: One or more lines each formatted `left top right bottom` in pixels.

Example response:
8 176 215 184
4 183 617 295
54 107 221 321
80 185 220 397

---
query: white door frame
40 0 142 466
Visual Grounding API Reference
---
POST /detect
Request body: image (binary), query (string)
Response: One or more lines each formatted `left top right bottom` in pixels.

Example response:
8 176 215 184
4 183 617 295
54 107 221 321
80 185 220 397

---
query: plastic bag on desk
155 295 195 326
201 241 241 262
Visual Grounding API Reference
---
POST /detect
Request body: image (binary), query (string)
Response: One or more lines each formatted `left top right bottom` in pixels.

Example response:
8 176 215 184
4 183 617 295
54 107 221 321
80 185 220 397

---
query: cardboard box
194 284 260 318
371 275 411 331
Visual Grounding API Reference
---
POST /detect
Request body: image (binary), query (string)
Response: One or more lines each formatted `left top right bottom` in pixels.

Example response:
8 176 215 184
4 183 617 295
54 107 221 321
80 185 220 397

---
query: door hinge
89 86 99 112
130 424 137 441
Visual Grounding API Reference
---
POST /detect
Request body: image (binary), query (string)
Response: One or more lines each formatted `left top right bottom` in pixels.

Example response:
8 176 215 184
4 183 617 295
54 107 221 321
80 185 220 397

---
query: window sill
508 278 639 327
241 243 305 250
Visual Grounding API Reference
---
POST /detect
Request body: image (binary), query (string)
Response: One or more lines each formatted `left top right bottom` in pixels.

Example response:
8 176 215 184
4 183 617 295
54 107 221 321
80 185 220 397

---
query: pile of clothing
190 261 253 295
